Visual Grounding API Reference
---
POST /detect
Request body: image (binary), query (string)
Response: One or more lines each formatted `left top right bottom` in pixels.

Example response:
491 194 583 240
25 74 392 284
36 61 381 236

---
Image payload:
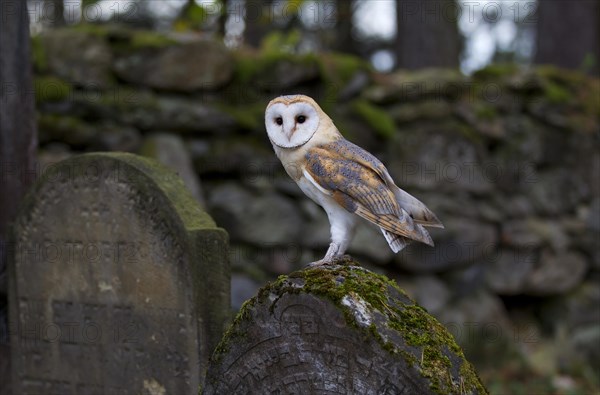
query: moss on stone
232 51 261 86
99 86 159 114
351 99 396 139
542 81 572 104
388 304 465 392
440 118 483 144
70 23 113 37
70 23 176 50
474 103 498 120
15 151 223 257
317 52 370 102
211 297 255 363
38 114 99 147
460 360 486 394
46 153 217 231
320 53 368 85
233 50 319 85
531 65 593 105
218 103 265 131
260 30 302 53
213 258 487 394
582 79 600 117
109 153 217 230
536 65 586 86
291 262 486 394
128 30 177 49
472 63 520 80
534 65 600 124
34 76 71 102
173 1 209 32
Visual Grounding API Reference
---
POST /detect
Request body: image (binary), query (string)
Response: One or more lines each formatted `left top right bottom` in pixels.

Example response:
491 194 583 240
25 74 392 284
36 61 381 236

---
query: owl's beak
284 125 295 141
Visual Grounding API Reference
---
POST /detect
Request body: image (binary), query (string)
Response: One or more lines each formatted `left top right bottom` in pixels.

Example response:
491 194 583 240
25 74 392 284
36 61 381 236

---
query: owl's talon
307 254 351 267
306 259 332 267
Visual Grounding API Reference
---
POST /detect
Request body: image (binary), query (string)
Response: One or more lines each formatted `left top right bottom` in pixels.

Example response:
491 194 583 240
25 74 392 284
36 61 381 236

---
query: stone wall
30 25 599 389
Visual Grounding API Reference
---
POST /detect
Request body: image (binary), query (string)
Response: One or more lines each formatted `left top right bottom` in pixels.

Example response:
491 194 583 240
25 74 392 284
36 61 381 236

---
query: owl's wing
323 140 444 228
304 143 434 246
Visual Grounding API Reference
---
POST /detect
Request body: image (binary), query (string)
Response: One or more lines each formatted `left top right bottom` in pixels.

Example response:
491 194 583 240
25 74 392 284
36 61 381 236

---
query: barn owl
265 94 443 266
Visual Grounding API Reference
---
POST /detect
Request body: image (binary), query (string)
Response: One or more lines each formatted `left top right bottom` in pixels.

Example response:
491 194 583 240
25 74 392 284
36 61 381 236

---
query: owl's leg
309 205 357 267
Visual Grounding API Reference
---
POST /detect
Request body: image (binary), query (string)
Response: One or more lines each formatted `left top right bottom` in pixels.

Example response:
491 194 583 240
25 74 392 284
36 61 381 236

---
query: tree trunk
0 1 38 382
535 0 599 76
334 0 358 54
216 0 226 37
44 0 65 27
395 0 460 69
244 0 273 48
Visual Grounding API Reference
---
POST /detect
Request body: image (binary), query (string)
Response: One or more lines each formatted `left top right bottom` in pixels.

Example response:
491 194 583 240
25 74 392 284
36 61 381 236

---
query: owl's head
265 95 322 148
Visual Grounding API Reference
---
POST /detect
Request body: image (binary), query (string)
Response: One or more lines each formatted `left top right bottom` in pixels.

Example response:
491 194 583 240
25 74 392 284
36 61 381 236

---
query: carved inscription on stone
9 154 227 394
204 266 486 395
205 293 421 395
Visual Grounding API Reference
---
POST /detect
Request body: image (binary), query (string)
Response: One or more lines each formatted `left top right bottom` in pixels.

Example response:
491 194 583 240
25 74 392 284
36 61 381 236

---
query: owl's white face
265 100 320 148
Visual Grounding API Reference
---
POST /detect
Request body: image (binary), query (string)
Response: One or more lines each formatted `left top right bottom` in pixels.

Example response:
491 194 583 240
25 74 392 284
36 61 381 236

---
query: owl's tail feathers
389 184 444 229
381 229 411 252
381 223 434 253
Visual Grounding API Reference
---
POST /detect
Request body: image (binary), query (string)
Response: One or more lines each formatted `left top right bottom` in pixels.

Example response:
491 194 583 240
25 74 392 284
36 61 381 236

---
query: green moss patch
317 52 370 102
34 76 71 102
70 23 114 38
474 102 498 120
472 63 520 80
319 53 368 85
211 298 255 362
218 103 265 131
38 114 99 147
351 99 396 139
542 82 571 104
128 30 177 49
212 258 487 394
71 24 176 50
233 50 320 85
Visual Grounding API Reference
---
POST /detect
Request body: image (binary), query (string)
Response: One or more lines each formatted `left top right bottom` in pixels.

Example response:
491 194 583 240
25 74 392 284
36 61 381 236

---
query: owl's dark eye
275 117 283 125
296 115 306 124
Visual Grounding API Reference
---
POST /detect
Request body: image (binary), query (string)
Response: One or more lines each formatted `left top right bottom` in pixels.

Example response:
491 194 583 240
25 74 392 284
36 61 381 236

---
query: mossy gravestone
204 258 487 395
8 153 229 394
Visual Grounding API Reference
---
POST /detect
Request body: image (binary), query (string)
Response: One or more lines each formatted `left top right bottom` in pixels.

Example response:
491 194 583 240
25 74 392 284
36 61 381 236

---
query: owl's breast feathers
304 140 441 246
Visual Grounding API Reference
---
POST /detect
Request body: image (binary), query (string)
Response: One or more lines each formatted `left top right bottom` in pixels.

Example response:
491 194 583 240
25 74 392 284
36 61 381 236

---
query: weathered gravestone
8 153 229 394
204 257 487 395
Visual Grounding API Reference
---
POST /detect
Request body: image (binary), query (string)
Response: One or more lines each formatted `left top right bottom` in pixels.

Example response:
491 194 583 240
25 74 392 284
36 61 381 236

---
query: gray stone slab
9 153 229 395
203 257 486 395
